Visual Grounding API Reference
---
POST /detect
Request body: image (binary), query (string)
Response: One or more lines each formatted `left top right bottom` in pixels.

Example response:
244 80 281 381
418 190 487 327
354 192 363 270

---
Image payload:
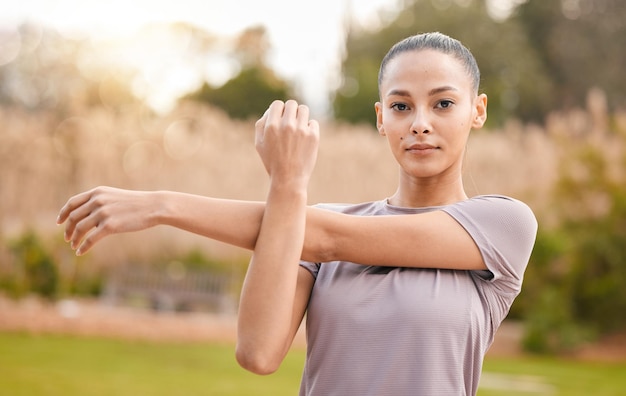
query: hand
255 100 320 189
56 186 159 255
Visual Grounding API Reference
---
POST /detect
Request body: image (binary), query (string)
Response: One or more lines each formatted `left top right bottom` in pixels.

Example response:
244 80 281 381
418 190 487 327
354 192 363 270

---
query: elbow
235 344 282 375
303 227 337 263
303 207 339 263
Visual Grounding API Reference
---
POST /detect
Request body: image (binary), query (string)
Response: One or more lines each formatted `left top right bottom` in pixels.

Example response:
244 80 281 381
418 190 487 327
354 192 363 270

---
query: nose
410 110 431 134
413 128 430 134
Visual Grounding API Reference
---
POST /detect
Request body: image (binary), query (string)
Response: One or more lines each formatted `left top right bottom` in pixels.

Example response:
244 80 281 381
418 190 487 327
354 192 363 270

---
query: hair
378 32 481 95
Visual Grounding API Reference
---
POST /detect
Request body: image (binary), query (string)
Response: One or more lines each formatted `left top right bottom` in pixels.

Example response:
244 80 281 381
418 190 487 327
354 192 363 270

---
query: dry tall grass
1 90 624 272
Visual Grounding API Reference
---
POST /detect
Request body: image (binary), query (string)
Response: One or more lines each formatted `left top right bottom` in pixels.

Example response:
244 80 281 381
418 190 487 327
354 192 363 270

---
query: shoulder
442 194 538 260
446 195 537 228
442 194 538 277
459 194 533 209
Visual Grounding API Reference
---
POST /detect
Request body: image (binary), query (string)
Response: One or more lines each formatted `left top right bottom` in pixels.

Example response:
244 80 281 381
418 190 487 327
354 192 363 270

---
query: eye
436 100 454 109
391 102 410 111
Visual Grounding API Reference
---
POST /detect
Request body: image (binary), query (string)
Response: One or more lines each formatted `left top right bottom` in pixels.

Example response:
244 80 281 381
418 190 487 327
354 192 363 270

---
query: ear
375 102 385 136
471 93 488 129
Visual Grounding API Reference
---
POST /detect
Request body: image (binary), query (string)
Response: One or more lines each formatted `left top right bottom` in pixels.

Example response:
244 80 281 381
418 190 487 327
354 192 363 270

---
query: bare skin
57 49 488 375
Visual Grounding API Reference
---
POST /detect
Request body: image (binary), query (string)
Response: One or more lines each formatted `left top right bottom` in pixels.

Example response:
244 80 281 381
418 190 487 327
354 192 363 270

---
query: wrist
268 181 308 200
150 190 172 226
269 174 310 194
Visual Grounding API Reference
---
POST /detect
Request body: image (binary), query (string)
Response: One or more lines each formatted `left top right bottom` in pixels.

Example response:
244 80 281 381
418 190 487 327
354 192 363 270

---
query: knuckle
282 122 297 134
67 211 81 224
99 218 114 233
73 221 86 235
81 234 92 247
91 195 107 207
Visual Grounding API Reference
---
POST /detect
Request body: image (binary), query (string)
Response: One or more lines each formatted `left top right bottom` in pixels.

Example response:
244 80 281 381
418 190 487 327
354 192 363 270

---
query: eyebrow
428 86 459 96
386 86 459 97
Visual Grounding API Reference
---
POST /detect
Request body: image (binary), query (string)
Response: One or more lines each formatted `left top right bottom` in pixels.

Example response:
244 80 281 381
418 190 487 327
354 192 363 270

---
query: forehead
380 49 471 95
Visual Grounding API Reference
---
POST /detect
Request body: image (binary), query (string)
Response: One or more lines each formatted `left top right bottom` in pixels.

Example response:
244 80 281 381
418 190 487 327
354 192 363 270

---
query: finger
255 114 267 146
296 104 310 132
281 100 300 127
266 100 285 126
61 196 99 243
75 221 109 256
64 190 110 243
57 190 93 225
254 105 272 130
256 102 280 145
68 207 103 249
308 119 320 137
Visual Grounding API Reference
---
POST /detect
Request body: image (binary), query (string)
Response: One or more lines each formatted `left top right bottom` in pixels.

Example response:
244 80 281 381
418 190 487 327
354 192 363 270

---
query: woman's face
375 49 487 183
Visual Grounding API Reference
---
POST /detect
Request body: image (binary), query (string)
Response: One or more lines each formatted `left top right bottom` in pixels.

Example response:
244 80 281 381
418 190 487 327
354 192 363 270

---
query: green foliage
334 0 626 126
333 57 380 125
333 0 553 126
158 248 245 274
566 192 626 332
185 66 291 120
68 272 103 297
0 231 104 300
516 0 626 112
518 124 626 353
8 231 59 298
553 136 626 333
516 229 594 353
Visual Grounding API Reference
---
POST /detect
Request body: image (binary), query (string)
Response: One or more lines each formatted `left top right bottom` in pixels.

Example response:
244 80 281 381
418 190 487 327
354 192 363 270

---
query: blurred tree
185 67 290 120
515 0 626 113
9 231 59 299
555 142 626 333
517 94 626 352
333 0 553 126
0 23 137 113
184 26 292 120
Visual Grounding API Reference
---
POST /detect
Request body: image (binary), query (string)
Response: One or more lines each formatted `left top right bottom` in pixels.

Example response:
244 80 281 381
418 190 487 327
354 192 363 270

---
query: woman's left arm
306 209 486 270
307 196 537 273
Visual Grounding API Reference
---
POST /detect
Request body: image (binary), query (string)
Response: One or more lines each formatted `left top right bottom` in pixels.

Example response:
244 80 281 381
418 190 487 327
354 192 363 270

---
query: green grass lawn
1 332 624 395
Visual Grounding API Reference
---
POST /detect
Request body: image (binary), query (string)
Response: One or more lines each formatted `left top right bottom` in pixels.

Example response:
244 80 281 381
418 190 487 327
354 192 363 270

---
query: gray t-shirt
299 195 537 396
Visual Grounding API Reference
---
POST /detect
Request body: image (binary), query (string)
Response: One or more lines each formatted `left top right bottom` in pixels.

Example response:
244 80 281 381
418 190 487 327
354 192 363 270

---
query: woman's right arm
57 187 267 255
56 100 321 376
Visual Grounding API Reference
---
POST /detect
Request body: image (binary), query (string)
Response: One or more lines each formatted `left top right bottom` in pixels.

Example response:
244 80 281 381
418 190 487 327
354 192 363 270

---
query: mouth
406 143 439 154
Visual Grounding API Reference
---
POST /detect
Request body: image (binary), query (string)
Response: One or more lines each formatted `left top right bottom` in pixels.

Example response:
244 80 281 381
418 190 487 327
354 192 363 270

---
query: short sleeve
300 261 321 278
442 195 538 319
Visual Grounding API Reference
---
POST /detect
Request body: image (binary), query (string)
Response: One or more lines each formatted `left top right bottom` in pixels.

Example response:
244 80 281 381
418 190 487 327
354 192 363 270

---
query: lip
406 143 439 153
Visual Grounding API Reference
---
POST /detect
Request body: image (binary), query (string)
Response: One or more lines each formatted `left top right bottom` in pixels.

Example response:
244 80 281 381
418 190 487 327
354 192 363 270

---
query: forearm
236 185 308 373
156 190 332 261
155 191 266 250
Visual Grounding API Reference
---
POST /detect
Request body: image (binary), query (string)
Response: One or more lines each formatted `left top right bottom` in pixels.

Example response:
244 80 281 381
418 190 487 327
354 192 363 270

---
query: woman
58 32 537 395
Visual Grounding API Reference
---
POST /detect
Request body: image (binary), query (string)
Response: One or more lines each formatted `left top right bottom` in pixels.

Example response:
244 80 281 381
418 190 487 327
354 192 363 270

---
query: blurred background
1 0 625 394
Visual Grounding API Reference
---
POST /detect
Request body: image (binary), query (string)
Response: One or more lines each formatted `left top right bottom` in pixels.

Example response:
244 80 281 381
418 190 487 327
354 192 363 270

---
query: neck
387 176 468 208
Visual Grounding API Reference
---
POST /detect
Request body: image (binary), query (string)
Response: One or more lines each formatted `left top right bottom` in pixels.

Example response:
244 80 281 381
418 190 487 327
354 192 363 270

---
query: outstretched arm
57 188 483 270
57 187 266 255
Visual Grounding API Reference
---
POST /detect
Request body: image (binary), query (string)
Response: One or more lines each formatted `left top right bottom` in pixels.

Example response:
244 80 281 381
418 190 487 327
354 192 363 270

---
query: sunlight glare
0 27 21 66
4 0 400 116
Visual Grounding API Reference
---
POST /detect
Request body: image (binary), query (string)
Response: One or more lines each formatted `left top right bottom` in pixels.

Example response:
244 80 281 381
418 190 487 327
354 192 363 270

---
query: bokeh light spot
163 118 203 160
